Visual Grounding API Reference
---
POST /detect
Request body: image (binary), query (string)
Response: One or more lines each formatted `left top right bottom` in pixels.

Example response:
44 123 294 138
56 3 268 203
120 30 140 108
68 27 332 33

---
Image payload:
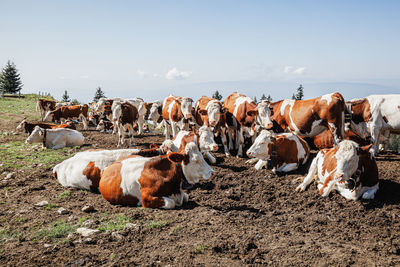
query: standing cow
112 102 138 147
36 99 57 121
43 104 89 130
161 95 194 139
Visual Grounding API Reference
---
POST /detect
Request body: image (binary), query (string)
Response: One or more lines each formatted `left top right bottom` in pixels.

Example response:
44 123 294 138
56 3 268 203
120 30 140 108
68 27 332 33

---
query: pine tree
295 84 304 100
0 60 23 94
62 90 70 102
253 96 258 103
212 90 223 100
93 86 106 102
266 94 272 102
260 94 266 101
292 94 296 100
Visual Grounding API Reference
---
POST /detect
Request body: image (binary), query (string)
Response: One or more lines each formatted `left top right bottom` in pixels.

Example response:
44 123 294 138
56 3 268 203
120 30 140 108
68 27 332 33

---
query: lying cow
99 143 214 208
246 130 310 172
44 104 89 130
53 142 173 192
25 126 84 150
296 140 379 200
16 119 75 134
161 95 194 139
255 92 345 145
96 119 113 133
346 95 400 156
171 126 219 163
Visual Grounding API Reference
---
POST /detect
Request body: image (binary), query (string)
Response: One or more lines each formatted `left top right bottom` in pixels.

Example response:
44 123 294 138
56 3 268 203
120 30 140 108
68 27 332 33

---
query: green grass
0 94 48 121
97 214 131 232
44 203 58 210
194 244 209 254
147 220 166 229
15 217 27 223
58 190 71 200
78 216 87 224
35 220 76 240
170 226 179 235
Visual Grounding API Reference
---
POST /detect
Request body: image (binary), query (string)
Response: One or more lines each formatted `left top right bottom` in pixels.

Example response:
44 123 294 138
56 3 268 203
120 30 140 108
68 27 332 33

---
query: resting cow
44 104 89 130
255 92 345 145
25 126 84 150
296 140 379 200
223 92 258 157
96 119 113 133
99 143 214 208
346 95 400 156
16 119 75 134
246 130 310 172
161 95 194 139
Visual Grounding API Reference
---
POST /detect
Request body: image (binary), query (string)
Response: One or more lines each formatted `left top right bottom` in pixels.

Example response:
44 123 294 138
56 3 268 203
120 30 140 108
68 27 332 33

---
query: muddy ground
0 120 399 266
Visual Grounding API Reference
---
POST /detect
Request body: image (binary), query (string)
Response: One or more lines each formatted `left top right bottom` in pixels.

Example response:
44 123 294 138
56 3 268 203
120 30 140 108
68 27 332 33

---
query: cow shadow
362 179 400 210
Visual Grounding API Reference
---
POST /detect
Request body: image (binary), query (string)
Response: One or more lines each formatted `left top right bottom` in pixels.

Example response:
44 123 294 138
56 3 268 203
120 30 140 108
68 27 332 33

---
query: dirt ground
0 119 399 266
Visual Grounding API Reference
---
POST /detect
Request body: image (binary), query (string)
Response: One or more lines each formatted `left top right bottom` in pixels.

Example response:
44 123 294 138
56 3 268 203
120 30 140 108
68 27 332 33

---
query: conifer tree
253 96 258 103
93 86 106 102
0 60 23 94
62 90 70 102
260 94 266 101
266 94 272 102
212 90 223 100
295 84 304 100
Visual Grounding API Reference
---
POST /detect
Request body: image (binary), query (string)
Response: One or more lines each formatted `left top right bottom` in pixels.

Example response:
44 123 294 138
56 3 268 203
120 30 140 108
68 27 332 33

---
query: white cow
25 126 84 150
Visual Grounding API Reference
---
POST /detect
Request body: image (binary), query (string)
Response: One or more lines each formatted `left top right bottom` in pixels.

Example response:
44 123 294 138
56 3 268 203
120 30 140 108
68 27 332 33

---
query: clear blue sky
1 0 399 102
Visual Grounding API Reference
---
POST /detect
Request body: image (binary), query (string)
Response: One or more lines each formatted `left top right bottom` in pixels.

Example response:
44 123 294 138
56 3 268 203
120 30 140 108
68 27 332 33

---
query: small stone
124 223 138 230
57 207 68 215
84 238 96 244
76 227 100 237
81 205 95 213
44 244 52 248
68 215 76 222
67 233 74 239
3 132 8 136
73 239 83 244
81 220 95 228
5 173 14 179
35 200 49 207
111 231 123 240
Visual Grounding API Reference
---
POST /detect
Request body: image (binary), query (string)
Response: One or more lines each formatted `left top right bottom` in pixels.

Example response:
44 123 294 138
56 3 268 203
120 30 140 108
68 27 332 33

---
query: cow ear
149 144 159 149
198 109 207 115
167 152 185 163
359 143 373 154
247 109 258 116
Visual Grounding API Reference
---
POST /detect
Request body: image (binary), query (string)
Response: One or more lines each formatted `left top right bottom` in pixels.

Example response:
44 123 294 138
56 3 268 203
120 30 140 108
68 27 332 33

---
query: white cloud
284 66 293 73
293 67 306 74
137 69 147 78
165 67 192 80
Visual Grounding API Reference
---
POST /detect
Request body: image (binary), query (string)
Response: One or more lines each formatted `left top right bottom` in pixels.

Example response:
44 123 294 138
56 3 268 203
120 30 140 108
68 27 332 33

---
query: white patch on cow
233 96 254 118
280 99 294 116
334 140 359 181
181 143 214 184
198 126 218 152
305 119 326 137
320 93 334 105
16 119 26 131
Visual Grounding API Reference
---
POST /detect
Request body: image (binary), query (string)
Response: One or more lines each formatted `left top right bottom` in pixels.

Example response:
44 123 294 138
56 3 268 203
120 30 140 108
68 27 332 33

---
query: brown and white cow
256 93 345 145
171 126 219 163
223 92 258 157
346 95 400 156
112 102 138 147
26 126 84 150
126 98 147 135
296 140 379 200
146 101 163 130
195 96 230 156
161 95 194 139
246 131 310 172
16 119 75 134
304 128 371 150
43 104 89 130
99 143 214 208
36 99 57 121
96 119 113 133
53 143 173 192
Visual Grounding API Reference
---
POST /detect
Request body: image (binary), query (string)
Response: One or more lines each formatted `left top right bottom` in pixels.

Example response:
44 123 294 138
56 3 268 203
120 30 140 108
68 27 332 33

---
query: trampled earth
0 120 399 266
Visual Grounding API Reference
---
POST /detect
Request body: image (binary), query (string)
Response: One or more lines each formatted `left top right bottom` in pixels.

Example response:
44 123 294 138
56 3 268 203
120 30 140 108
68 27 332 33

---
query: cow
161 95 194 139
43 104 89 130
99 142 214 208
88 113 101 126
93 98 123 113
345 95 400 156
96 119 113 133
171 126 219 163
255 93 345 146
195 96 230 156
304 128 371 150
25 126 84 150
246 130 310 172
146 101 163 130
36 99 57 121
53 143 174 192
16 119 75 134
296 140 379 200
112 102 138 147
126 98 147 135
223 92 258 157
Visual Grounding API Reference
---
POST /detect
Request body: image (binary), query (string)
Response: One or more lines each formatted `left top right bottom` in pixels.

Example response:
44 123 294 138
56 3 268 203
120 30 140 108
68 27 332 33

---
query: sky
1 0 399 102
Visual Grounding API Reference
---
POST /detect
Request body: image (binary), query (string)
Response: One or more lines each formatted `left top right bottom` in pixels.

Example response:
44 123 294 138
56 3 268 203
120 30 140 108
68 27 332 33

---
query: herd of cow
15 92 400 208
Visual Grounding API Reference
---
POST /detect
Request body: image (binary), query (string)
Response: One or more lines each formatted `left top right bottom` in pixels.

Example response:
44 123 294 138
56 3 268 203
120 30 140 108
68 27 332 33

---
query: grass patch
78 216 87 224
194 244 209 254
0 94 46 121
110 253 116 260
15 217 27 223
0 228 15 243
147 220 166 229
58 190 71 200
36 220 76 240
98 214 130 232
44 203 58 210
171 226 179 235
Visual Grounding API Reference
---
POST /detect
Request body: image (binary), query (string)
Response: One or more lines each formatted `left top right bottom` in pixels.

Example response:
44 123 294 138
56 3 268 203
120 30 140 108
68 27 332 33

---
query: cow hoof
183 193 189 203
295 185 305 192
225 153 231 157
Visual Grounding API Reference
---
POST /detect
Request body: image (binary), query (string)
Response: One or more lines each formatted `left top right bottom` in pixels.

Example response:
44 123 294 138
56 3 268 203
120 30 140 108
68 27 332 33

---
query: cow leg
164 121 171 140
137 116 144 135
228 127 234 150
117 125 124 147
142 193 175 209
171 121 178 138
220 127 231 156
80 115 88 130
236 127 245 157
318 175 337 197
254 159 267 170
370 125 382 157
128 124 135 146
296 155 319 192
277 162 298 173
361 183 379 200
245 158 259 164
203 151 216 164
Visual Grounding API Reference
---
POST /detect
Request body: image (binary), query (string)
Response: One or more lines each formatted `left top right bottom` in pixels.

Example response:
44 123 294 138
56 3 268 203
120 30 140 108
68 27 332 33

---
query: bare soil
0 119 399 266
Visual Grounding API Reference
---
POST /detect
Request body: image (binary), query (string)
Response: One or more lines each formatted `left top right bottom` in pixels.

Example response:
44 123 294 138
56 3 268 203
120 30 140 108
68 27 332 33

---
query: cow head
168 143 214 184
148 101 162 123
181 97 193 120
334 140 362 186
198 126 218 152
16 119 27 132
96 119 106 132
252 100 274 130
43 111 55 122
199 103 227 127
246 130 276 159
25 126 44 144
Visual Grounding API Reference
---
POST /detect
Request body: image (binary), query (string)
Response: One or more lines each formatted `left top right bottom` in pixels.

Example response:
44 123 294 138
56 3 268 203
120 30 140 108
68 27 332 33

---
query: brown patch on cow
382 116 388 123
82 161 102 192
358 149 379 187
162 96 183 122
224 92 257 128
134 148 165 157
119 102 139 126
99 161 140 206
53 171 57 180
269 136 299 168
49 104 89 121
21 121 59 134
311 129 371 150
349 98 371 123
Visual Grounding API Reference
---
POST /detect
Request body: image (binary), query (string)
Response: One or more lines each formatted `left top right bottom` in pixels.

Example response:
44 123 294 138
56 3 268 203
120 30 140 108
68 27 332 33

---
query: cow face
96 119 105 131
16 119 27 131
43 111 55 122
255 100 274 129
25 126 44 144
148 101 162 123
246 130 275 159
169 143 214 184
181 97 193 120
205 103 224 127
198 126 218 152
334 141 360 184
